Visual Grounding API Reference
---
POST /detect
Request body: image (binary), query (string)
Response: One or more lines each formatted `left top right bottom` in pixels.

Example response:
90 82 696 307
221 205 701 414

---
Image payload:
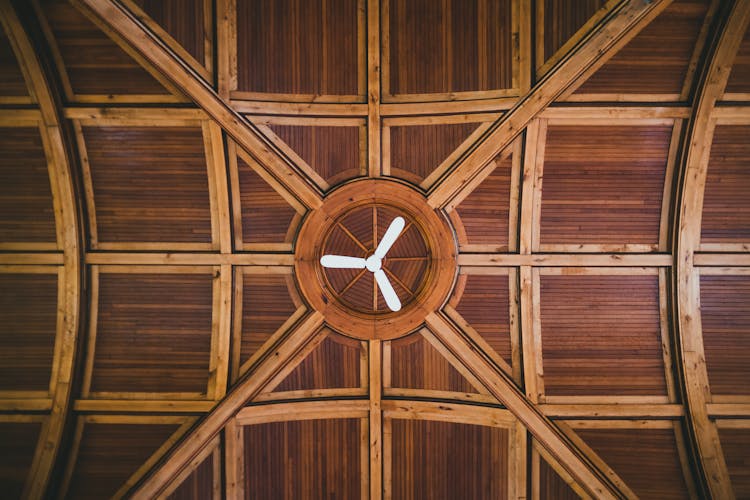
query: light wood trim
519 119 543 254
540 105 691 120
0 399 53 411
85 252 295 266
217 0 236 99
252 388 367 402
382 399 515 427
383 388 498 405
0 108 42 124
456 253 673 267
0 253 63 265
367 0 381 177
64 107 206 122
81 266 99 397
207 265 232 400
544 395 670 405
236 400 369 425
520 266 543 402
203 121 232 253
73 399 215 413
369 340 383 500
541 404 684 418
708 403 750 418
660 120 684 251
659 269 678 402
224 418 244 499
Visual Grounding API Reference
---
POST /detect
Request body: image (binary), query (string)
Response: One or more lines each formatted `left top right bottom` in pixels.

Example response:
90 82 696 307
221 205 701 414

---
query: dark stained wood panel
542 0 605 63
575 1 708 95
0 422 41 499
701 126 750 244
83 126 212 245
0 27 28 97
269 124 361 188
131 0 206 64
575 428 691 499
167 451 214 500
66 422 180 499
391 420 508 499
91 273 213 394
237 156 298 245
539 454 579 500
244 419 361 499
0 127 56 243
0 274 57 392
700 275 750 396
240 274 297 365
540 275 666 396
719 427 750 499
388 0 513 95
389 331 479 393
540 125 670 246
273 331 362 392
390 123 480 185
40 0 171 96
725 25 750 95
237 0 360 96
454 152 512 248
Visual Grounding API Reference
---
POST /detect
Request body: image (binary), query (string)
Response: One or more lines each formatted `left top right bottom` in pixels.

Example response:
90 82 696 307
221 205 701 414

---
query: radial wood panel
725 24 750 95
0 26 28 97
130 0 206 65
243 418 362 499
719 427 750 499
539 453 579 500
390 419 509 499
0 422 42 499
540 274 667 397
91 273 213 394
540 125 671 247
0 127 56 244
541 0 606 64
701 125 750 244
166 451 215 500
700 275 750 396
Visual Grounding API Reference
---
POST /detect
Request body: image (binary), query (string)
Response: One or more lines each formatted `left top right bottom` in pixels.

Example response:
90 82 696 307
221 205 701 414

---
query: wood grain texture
91 273 213 394
388 0 513 95
83 126 212 245
539 453 579 500
725 23 750 95
0 26 28 96
540 275 667 396
574 0 709 95
244 418 362 499
701 125 750 244
700 275 750 396
540 125 671 246
542 0 606 63
575 427 691 499
719 427 750 499
166 450 214 500
390 419 509 499
236 0 360 96
0 274 57 392
131 0 205 65
0 422 42 499
0 127 56 243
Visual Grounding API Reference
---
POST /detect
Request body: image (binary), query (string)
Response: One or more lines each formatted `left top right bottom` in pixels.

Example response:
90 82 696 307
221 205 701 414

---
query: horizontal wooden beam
85 252 294 266
707 404 750 418
236 400 369 425
693 253 750 267
541 404 685 419
0 253 64 265
73 399 216 413
457 253 672 267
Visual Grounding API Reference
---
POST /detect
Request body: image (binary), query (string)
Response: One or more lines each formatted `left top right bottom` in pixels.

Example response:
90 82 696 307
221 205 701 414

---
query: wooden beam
426 0 670 210
84 252 294 266
369 340 383 500
367 0 381 177
456 253 673 267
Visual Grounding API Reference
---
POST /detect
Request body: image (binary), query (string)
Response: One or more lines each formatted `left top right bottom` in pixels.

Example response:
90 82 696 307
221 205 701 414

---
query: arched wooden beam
0 1 83 498
426 0 671 211
674 2 750 499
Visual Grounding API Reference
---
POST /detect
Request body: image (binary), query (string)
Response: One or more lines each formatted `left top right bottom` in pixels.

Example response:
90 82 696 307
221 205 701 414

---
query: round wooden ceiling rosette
295 179 457 340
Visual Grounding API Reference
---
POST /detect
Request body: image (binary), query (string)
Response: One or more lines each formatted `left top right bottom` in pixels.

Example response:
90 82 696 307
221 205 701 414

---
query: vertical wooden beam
208 264 232 400
224 417 244 499
367 0 381 177
369 340 383 499
217 0 236 100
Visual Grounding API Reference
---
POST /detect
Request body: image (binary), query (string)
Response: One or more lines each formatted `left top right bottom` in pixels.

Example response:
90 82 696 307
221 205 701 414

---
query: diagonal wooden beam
427 0 671 211
73 0 324 211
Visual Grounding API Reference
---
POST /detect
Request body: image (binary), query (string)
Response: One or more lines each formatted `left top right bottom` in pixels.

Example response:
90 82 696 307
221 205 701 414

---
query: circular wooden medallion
295 179 457 340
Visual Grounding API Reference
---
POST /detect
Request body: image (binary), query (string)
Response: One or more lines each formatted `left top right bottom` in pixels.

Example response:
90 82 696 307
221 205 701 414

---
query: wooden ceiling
1 0 749 498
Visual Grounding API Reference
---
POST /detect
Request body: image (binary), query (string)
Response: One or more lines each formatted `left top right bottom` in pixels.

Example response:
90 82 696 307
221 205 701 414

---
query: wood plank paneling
700 275 750 396
390 419 508 499
539 453 579 500
244 418 361 499
540 275 666 396
540 125 671 246
719 427 750 499
92 273 213 394
575 428 691 499
66 422 180 499
0 26 28 97
0 422 42 499
83 126 212 245
388 0 513 95
574 1 709 95
236 0 360 96
701 126 750 244
0 127 56 243
542 0 605 63
131 0 206 65
167 451 214 500
0 274 57 392
725 25 750 95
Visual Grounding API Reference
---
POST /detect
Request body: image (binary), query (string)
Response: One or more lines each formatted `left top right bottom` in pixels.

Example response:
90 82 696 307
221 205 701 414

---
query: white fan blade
374 269 401 312
320 255 367 269
374 216 405 259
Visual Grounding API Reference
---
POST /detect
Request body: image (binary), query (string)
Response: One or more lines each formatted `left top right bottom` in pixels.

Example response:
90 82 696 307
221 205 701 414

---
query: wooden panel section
131 0 206 65
719 427 750 499
66 422 180 499
388 0 513 95
575 428 691 499
0 127 56 243
574 1 708 95
540 275 666 396
0 26 28 97
92 273 213 393
0 422 42 499
390 419 508 499
83 126 212 245
269 124 361 187
539 454 579 500
167 451 214 500
700 275 750 396
453 152 512 248
40 0 171 96
725 24 750 95
453 275 512 365
0 274 57 392
273 332 362 392
389 332 479 393
389 123 480 184
540 125 671 246
542 0 605 63
701 126 750 244
244 419 361 499
236 0 360 96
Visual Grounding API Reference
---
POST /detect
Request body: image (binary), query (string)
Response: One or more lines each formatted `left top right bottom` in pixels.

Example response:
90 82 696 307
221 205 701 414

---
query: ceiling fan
320 216 405 312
